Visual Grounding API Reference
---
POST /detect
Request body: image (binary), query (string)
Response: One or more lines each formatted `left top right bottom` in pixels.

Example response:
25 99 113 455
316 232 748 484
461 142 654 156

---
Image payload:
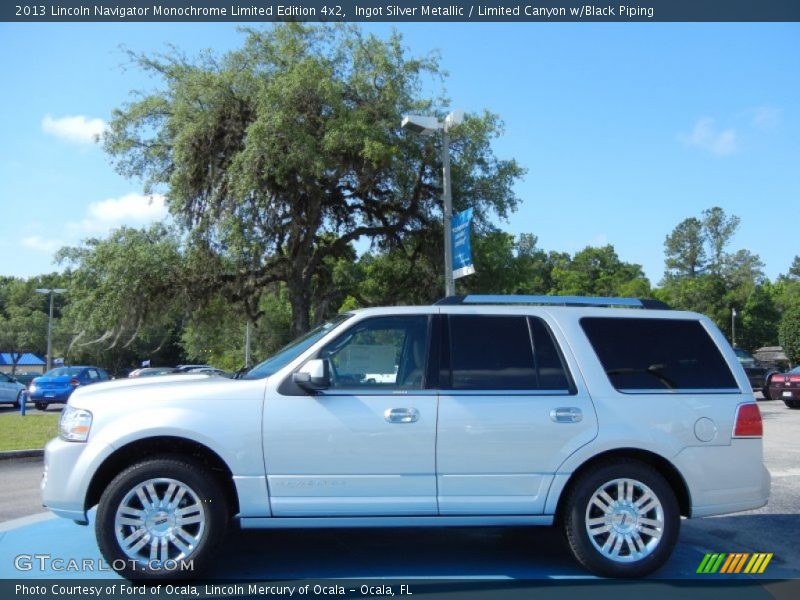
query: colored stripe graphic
697 553 727 573
699 553 773 574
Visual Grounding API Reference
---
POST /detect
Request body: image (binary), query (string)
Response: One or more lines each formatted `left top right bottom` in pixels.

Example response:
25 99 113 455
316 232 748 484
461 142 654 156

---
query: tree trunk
287 275 312 338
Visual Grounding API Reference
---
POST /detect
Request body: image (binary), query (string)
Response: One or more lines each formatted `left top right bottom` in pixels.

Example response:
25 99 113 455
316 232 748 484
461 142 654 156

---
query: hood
67 372 267 416
72 373 213 396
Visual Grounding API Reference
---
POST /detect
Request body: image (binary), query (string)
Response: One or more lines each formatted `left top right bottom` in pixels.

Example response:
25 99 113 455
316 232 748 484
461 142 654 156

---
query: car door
436 312 598 514
0 372 14 402
263 313 438 517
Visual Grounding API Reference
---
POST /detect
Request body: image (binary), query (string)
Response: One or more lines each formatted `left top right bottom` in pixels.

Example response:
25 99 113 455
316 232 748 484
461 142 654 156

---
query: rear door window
447 315 572 391
580 317 738 392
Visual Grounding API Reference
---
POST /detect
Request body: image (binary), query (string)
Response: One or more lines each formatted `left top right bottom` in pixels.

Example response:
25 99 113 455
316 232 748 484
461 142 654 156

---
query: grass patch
0 412 59 451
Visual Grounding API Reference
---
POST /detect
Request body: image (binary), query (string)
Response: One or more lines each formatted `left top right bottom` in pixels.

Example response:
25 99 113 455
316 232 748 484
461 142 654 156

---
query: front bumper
41 437 111 523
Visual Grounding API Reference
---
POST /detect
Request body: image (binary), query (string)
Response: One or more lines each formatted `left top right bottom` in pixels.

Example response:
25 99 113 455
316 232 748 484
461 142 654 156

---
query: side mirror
292 359 330 391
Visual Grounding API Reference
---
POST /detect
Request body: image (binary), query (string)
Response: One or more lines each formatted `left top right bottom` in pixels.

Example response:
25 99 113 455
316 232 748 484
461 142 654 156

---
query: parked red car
766 366 800 409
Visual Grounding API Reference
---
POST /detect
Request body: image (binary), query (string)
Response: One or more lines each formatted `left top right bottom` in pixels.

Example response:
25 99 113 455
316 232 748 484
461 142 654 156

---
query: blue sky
1 22 798 285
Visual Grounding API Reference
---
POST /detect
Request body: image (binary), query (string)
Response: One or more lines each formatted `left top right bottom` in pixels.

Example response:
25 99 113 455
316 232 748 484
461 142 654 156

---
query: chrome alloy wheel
114 478 206 565
585 478 665 563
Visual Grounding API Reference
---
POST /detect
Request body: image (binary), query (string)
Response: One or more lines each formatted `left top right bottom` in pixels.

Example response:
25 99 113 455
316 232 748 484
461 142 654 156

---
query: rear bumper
29 389 73 403
769 386 799 401
674 440 770 518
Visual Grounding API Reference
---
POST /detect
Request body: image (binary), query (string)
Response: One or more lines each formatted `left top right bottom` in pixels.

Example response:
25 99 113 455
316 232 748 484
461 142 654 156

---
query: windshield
45 367 82 377
243 314 352 380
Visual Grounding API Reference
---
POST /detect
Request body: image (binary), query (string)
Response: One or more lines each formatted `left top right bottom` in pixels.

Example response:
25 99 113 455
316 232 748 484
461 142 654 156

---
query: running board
239 515 554 529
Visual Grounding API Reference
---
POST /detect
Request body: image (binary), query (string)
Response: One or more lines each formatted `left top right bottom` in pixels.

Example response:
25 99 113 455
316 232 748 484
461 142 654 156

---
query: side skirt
239 515 554 529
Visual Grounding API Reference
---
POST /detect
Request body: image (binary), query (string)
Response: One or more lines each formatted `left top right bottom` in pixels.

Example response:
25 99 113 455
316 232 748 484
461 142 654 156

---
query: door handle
384 408 420 423
550 407 583 423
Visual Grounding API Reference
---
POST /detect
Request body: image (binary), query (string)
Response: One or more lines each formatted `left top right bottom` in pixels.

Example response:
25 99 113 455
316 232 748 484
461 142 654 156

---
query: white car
42 295 770 579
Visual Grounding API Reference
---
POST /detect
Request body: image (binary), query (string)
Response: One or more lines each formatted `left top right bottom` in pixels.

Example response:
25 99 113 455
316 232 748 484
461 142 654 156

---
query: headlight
59 406 93 442
29 383 37 392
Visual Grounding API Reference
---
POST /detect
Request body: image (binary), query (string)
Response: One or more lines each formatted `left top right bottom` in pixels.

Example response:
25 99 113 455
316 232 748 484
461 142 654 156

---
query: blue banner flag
451 208 475 279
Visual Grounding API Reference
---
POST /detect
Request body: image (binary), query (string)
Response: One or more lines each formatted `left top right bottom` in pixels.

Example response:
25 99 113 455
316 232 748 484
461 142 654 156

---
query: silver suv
42 295 770 579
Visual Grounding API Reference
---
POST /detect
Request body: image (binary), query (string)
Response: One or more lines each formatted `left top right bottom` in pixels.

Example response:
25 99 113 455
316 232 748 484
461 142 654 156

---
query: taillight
69 378 80 387
791 375 800 383
733 403 763 438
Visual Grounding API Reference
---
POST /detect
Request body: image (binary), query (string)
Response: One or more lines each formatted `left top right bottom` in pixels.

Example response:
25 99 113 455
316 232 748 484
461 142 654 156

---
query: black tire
761 386 772 400
562 459 680 578
13 390 25 409
784 399 800 409
34 402 46 411
95 456 228 580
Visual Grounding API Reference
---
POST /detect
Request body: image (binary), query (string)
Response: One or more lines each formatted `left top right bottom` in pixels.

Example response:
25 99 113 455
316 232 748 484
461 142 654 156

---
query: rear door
436 312 598 514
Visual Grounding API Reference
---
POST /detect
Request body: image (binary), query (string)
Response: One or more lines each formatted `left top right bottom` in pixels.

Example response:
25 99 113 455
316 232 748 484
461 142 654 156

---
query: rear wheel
562 460 680 578
785 399 800 409
96 456 228 580
761 386 772 400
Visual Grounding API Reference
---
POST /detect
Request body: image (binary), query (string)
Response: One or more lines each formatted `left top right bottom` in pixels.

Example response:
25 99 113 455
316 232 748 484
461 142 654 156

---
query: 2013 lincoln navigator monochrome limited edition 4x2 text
42 295 770 579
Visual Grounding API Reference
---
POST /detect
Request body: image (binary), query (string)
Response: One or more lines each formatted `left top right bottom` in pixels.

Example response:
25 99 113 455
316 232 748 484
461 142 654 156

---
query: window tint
580 317 737 391
448 315 571 391
320 316 429 390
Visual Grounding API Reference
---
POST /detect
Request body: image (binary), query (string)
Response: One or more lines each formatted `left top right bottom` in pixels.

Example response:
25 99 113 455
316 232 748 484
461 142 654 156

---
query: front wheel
562 460 680 578
96 456 228 580
34 402 46 411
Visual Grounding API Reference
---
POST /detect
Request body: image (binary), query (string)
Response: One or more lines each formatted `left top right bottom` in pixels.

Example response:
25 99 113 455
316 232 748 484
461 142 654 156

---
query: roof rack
434 295 670 310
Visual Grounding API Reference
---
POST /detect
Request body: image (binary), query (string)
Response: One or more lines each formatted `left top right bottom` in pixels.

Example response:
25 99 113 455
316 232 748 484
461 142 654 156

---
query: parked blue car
29 366 110 410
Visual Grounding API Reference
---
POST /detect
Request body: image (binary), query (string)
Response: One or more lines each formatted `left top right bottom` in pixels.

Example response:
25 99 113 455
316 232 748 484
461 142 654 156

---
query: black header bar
4 1 800 23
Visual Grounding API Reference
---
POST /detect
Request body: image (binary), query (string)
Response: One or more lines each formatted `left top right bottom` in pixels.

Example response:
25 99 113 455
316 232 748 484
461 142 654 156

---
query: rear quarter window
580 317 738 392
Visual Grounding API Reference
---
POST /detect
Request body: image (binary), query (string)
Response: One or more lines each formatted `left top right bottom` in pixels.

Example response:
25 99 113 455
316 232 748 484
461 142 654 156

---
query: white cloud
41 114 107 145
678 117 738 156
70 193 168 234
749 106 781 129
22 235 63 254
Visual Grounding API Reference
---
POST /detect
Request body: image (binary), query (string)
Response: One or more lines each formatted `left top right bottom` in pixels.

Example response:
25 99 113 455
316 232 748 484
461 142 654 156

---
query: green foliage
779 305 800 365
660 207 768 347
739 283 780 351
55 224 186 373
105 24 524 335
664 217 706 278
550 245 651 297
0 275 64 372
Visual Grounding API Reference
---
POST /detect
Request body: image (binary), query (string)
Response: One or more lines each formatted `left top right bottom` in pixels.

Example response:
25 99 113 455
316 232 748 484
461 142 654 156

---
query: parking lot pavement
0 456 45 522
0 398 797 580
0 510 733 579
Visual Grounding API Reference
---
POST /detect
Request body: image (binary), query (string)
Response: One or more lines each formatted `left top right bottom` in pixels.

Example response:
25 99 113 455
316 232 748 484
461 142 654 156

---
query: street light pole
441 128 455 297
401 110 463 298
35 288 66 371
731 307 737 347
